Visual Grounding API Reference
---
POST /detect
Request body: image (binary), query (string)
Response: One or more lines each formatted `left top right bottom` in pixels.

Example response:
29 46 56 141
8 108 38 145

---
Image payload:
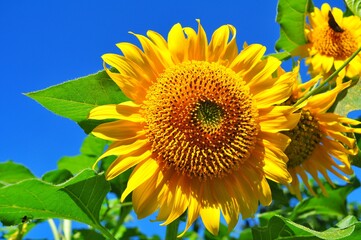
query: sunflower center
194 100 223 133
143 61 259 180
313 24 358 59
284 110 322 168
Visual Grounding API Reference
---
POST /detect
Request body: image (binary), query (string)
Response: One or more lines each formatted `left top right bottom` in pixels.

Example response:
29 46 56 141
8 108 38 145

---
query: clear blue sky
0 0 357 238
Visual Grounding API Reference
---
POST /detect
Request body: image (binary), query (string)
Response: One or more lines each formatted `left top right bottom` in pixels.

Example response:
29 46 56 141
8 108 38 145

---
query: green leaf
0 161 35 186
0 169 110 231
333 78 361 117
345 0 361 17
265 51 291 61
252 215 361 240
73 229 106 240
290 177 360 222
118 227 150 240
275 0 312 53
41 169 73 184
79 134 108 157
26 70 129 133
238 228 253 240
58 135 108 174
100 156 132 198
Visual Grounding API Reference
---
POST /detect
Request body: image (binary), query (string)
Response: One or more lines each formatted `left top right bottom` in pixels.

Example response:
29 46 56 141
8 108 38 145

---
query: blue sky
0 0 357 238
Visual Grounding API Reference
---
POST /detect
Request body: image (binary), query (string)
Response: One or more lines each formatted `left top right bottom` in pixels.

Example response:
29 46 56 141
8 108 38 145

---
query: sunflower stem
96 223 117 240
165 218 180 240
48 219 60 240
294 46 361 106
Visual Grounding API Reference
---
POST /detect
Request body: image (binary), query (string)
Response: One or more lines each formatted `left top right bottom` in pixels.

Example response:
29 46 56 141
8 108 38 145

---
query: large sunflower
89 21 300 235
284 78 361 200
304 3 361 78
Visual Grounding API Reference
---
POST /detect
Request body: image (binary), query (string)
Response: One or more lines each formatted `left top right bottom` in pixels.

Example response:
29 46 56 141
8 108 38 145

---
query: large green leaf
0 169 110 231
252 215 361 240
345 0 361 17
41 169 74 185
0 161 35 187
26 70 129 133
290 177 360 223
275 0 312 53
58 134 108 174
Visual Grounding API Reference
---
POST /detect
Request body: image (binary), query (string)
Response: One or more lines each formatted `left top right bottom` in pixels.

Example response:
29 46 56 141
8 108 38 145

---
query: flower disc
143 61 259 180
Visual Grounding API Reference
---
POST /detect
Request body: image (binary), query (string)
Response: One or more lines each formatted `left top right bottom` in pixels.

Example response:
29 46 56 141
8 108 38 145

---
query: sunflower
284 78 361 200
89 20 300 236
304 3 361 79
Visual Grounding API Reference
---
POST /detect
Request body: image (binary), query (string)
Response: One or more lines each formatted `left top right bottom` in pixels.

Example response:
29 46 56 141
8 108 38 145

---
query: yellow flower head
305 3 361 78
89 20 300 236
284 78 361 200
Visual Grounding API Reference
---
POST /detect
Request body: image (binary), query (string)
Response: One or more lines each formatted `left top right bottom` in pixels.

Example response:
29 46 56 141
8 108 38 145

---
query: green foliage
25 70 129 133
253 215 361 240
290 178 360 229
204 223 237 240
334 79 361 118
345 0 361 17
58 134 108 174
275 0 312 53
265 51 292 61
73 229 106 240
0 161 35 187
0 169 109 231
42 169 73 184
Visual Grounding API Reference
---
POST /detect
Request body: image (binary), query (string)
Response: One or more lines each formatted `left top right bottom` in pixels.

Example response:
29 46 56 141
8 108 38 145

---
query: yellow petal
208 24 236 62
245 57 281 91
287 169 302 200
229 44 266 73
227 172 258 218
161 176 189 225
214 179 239 231
116 41 158 82
261 131 291 151
121 158 160 201
132 172 163 218
200 206 220 236
106 146 152 180
168 23 188 63
258 106 301 133
92 120 143 141
263 146 291 184
258 177 272 206
101 55 149 103
89 102 142 121
178 193 201 237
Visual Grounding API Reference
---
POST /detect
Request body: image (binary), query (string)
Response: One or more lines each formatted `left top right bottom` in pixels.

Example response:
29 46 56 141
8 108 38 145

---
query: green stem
48 219 60 240
165 218 180 240
96 223 117 240
112 202 133 236
63 219 72 240
294 46 361 107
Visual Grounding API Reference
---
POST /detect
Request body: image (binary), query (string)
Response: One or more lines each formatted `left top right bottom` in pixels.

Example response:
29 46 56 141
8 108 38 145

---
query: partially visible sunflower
89 20 300 236
284 77 361 200
304 3 361 79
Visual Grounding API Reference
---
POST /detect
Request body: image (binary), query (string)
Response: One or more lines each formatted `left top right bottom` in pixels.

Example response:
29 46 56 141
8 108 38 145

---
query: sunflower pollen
142 61 259 180
284 110 322 168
